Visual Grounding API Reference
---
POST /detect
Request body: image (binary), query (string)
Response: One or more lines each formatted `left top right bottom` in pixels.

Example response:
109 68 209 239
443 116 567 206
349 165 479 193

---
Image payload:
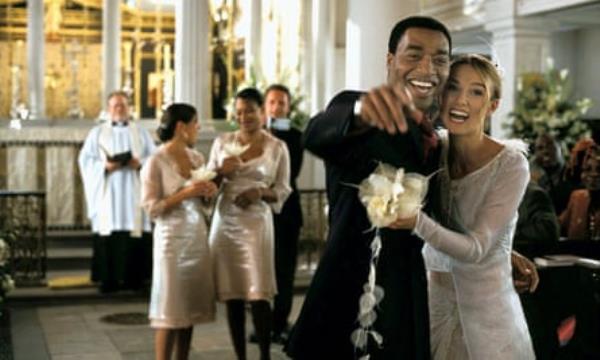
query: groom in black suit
285 16 451 360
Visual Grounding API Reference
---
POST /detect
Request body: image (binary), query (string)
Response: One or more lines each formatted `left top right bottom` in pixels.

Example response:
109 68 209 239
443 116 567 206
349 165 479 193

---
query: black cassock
285 91 439 360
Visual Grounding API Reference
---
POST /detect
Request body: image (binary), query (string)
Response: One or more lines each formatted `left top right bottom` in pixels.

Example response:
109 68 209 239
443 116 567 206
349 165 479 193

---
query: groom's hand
356 84 423 135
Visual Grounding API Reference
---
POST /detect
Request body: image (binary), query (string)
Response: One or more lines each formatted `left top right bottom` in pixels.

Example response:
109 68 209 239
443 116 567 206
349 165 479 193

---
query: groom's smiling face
387 27 450 112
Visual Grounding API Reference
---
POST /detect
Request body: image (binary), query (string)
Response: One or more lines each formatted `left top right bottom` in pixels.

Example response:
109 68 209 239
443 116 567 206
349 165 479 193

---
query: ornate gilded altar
0 0 176 120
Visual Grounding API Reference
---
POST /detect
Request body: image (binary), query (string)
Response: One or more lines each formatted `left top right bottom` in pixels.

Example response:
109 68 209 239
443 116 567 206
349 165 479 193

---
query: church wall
573 26 600 118
551 26 600 118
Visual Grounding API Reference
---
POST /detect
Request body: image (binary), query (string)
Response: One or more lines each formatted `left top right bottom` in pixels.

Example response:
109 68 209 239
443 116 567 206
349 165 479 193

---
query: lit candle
123 42 132 72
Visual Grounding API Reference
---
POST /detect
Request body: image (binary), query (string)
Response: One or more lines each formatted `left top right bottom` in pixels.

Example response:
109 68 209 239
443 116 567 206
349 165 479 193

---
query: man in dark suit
263 84 304 343
514 181 560 258
285 16 450 360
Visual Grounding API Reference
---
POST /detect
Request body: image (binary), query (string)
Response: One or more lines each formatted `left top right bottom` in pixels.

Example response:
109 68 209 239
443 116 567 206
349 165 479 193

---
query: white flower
190 165 216 182
560 68 569 80
1 274 15 293
0 239 8 266
223 141 249 157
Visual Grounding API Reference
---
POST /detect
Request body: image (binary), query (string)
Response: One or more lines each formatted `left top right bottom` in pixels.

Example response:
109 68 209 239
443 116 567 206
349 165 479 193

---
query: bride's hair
449 54 502 102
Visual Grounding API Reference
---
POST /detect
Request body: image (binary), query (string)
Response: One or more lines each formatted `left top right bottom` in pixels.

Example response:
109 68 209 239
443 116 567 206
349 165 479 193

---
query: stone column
299 0 312 110
485 0 555 138
27 0 45 119
310 0 331 113
245 0 262 80
175 0 211 119
102 0 121 103
345 0 418 90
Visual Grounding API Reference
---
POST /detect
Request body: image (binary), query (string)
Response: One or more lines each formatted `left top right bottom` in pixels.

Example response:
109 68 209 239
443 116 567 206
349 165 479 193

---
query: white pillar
345 0 418 90
102 0 121 103
485 0 555 138
27 0 45 119
324 0 346 103
300 0 313 112
175 0 211 119
310 0 332 113
245 0 262 80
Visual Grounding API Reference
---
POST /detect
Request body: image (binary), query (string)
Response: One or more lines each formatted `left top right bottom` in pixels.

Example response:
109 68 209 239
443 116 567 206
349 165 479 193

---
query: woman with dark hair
208 87 291 360
560 141 600 241
141 103 218 360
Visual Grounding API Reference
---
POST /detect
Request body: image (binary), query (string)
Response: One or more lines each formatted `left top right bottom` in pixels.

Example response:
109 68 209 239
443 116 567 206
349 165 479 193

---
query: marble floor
11 295 307 360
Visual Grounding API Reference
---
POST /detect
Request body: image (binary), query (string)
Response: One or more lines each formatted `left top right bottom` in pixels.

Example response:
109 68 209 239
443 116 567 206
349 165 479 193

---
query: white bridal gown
415 131 536 360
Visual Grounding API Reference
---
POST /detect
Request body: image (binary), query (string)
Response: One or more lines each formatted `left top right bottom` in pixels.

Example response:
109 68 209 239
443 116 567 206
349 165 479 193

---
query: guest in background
78 90 155 293
264 84 304 343
514 181 560 258
560 142 600 241
141 103 218 360
530 133 573 214
208 88 291 360
563 138 595 190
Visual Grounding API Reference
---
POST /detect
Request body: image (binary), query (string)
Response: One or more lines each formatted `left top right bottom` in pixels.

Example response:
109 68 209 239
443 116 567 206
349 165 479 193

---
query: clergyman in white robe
78 92 156 292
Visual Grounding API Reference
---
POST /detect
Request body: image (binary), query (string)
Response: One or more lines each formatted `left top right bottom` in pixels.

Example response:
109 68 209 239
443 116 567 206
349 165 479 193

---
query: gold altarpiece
0 0 175 120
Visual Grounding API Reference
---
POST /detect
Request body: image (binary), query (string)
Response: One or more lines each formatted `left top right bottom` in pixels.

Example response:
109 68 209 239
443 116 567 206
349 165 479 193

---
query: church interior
1 0 600 358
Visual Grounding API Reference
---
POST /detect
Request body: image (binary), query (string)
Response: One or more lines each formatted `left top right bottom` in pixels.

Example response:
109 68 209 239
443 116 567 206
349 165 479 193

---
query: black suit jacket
271 127 304 229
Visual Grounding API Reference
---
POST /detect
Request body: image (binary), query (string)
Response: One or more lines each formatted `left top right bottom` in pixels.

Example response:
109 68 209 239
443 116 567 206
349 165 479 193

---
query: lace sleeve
414 152 529 263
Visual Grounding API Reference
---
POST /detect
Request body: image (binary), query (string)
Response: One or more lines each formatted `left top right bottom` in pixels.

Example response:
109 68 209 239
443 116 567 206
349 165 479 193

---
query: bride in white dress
391 54 535 359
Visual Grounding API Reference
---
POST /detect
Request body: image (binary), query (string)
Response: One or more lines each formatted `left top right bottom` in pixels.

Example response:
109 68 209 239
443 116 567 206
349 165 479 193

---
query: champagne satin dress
141 146 216 328
207 132 291 301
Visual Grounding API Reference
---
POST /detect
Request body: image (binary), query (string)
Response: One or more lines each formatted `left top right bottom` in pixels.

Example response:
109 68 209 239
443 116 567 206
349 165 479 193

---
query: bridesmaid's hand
185 181 218 199
387 214 417 230
234 188 262 209
219 156 242 177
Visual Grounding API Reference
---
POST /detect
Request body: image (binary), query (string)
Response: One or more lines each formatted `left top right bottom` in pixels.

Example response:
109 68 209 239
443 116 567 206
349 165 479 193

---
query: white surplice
78 121 156 236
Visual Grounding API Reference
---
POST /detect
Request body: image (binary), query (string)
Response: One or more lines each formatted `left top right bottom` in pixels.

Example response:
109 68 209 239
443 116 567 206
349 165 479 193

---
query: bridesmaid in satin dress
208 88 291 360
141 103 218 360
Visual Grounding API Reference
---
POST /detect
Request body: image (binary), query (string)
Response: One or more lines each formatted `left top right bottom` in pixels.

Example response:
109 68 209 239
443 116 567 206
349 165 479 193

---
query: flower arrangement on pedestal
504 59 593 156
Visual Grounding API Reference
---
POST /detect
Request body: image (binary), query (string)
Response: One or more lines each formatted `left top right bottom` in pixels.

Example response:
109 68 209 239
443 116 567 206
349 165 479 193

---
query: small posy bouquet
184 165 217 187
358 163 429 228
223 141 250 157
350 163 431 358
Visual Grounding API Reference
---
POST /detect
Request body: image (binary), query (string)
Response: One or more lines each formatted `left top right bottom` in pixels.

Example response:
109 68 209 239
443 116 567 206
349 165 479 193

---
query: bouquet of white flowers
357 163 429 228
350 163 431 357
184 165 217 187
